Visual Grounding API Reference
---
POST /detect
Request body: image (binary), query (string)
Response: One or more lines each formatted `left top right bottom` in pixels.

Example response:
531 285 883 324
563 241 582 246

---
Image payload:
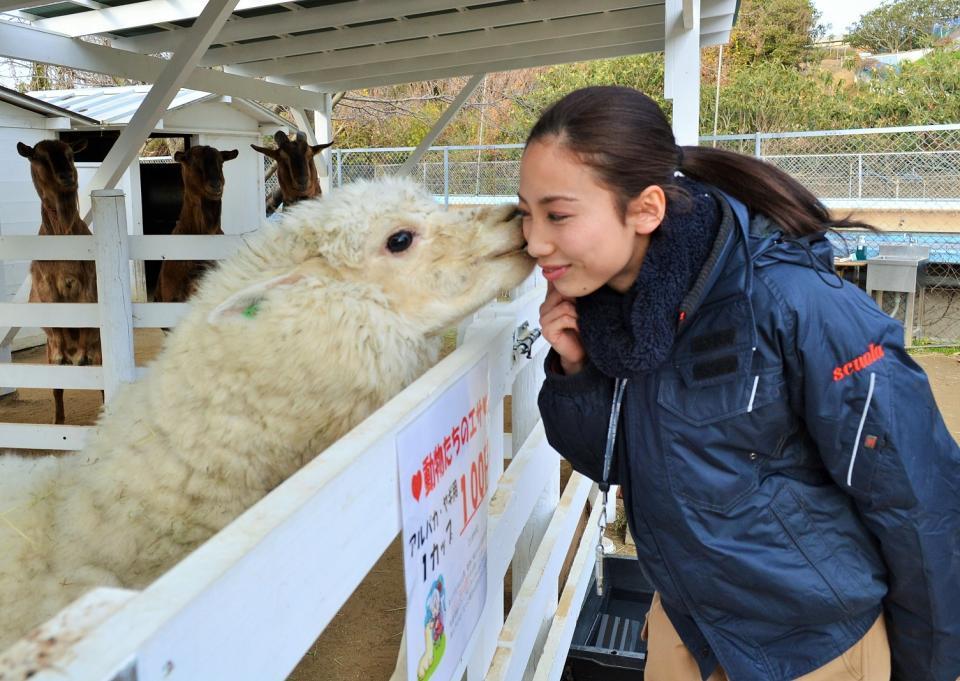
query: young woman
518 86 960 681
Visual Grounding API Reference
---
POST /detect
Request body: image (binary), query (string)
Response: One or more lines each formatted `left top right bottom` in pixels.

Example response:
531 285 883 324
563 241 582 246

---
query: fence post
92 189 135 402
0 263 12 397
754 132 762 158
336 149 343 188
858 155 863 199
443 148 450 208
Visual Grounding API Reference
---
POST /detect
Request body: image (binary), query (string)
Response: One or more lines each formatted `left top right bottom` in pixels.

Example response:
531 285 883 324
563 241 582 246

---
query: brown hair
526 86 871 237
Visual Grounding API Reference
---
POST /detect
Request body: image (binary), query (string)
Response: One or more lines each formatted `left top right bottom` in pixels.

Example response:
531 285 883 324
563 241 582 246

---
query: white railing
0 190 249 450
0 190 610 681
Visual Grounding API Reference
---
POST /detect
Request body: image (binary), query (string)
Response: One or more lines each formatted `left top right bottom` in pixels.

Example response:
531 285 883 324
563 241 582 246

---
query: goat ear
311 141 334 153
174 150 186 163
250 144 277 159
273 130 289 146
69 138 88 153
221 149 239 162
16 142 35 159
207 272 310 325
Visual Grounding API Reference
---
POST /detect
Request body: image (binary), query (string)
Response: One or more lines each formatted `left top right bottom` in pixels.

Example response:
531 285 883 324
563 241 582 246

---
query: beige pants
642 592 891 681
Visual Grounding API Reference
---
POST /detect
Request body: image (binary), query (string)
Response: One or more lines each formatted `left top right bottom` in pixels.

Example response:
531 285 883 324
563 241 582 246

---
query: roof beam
117 0 480 54
232 5 666 78
0 0 59 10
0 22 325 109
399 73 485 176
33 0 286 37
273 16 730 88
202 0 647 67
305 38 670 93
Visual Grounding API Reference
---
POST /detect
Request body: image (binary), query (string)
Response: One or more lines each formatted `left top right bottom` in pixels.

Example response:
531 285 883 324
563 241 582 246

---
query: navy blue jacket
539 195 960 681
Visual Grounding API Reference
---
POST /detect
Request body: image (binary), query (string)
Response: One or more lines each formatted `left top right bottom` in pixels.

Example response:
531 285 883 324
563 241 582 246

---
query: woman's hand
540 281 586 375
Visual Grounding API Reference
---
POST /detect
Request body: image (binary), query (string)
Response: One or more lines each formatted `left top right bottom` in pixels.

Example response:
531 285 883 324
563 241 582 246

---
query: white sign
397 358 491 681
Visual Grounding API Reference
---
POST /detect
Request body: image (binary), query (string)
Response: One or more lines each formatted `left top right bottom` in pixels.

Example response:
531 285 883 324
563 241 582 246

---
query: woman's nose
523 218 553 258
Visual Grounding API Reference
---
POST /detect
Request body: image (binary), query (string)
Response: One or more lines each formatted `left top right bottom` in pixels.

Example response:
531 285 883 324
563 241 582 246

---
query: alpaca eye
386 230 414 254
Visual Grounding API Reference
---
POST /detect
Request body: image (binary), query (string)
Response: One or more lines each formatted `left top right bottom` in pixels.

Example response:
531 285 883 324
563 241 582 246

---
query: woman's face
518 138 659 297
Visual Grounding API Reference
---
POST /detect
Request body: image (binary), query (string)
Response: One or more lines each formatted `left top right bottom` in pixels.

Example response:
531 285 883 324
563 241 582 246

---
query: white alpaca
0 177 533 651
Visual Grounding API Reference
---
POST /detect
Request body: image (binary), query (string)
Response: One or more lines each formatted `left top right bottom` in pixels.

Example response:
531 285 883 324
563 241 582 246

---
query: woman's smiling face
518 137 661 297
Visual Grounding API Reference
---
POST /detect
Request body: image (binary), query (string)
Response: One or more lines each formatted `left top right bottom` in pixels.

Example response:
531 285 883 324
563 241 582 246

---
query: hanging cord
596 377 628 596
785 236 845 289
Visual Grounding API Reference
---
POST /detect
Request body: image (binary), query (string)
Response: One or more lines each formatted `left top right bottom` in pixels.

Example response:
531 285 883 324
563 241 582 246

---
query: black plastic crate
566 555 653 681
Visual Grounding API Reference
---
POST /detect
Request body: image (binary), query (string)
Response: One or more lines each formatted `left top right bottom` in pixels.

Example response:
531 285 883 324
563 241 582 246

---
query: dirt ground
2 346 958 680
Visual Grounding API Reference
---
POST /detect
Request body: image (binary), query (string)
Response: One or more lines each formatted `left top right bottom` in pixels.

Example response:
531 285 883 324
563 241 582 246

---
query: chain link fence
260 124 960 345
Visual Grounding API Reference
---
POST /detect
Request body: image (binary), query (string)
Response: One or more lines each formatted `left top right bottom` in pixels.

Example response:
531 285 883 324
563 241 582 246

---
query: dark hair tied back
526 86 872 237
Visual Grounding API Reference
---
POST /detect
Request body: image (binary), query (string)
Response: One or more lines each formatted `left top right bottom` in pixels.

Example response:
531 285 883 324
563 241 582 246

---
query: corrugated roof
27 85 290 128
0 84 99 125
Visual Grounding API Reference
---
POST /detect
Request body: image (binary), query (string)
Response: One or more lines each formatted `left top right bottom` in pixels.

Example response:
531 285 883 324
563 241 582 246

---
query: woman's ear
625 185 666 236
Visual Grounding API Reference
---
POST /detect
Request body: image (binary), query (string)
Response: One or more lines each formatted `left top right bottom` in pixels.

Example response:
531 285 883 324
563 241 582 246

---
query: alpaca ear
250 144 277 159
274 130 289 146
311 141 334 154
17 142 35 159
207 272 309 324
174 150 186 163
221 149 239 162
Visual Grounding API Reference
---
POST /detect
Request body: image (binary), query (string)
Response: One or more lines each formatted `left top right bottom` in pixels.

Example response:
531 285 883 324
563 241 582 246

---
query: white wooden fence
0 190 613 681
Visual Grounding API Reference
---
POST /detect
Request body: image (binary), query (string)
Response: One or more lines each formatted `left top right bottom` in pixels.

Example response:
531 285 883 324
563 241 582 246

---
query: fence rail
0 188 610 681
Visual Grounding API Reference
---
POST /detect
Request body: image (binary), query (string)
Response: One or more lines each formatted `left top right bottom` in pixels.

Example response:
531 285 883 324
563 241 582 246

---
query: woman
519 86 960 681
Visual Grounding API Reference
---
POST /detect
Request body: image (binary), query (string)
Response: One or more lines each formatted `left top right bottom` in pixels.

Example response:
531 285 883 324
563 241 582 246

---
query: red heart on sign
411 471 423 501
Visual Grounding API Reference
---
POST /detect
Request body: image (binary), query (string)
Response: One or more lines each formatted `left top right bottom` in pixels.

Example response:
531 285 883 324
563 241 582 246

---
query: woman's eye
548 213 569 222
386 230 415 253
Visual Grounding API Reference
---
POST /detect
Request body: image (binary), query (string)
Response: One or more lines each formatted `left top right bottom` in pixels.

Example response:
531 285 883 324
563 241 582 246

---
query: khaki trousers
642 592 891 681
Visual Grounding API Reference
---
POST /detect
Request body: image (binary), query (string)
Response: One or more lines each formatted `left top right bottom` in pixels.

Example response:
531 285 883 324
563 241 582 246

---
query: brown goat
252 130 333 216
154 145 238 303
17 139 102 425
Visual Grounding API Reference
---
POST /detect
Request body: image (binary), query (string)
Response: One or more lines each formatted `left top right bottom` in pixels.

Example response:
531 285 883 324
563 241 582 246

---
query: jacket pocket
769 486 877 617
656 365 794 513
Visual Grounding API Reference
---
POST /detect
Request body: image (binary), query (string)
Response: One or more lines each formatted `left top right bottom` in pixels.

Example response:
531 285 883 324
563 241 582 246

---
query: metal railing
310 124 960 345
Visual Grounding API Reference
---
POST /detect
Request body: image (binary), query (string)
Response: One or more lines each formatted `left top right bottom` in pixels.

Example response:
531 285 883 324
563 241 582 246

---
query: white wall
165 101 266 234
194 132 265 235
0 101 57 349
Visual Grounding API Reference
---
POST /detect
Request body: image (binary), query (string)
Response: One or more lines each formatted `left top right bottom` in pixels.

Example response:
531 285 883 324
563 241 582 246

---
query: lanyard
596 377 628 596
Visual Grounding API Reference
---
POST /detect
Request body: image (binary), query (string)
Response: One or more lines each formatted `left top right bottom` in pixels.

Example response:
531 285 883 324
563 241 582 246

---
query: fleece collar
576 178 728 379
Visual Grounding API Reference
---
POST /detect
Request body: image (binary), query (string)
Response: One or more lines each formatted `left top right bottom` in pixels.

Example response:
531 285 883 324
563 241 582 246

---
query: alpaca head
174 145 239 201
208 177 534 335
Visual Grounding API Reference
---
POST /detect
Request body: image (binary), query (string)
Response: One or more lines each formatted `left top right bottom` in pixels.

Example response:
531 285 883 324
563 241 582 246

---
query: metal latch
513 321 542 363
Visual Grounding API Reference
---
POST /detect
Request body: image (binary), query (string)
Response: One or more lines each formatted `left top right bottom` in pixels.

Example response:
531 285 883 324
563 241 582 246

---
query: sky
812 0 889 39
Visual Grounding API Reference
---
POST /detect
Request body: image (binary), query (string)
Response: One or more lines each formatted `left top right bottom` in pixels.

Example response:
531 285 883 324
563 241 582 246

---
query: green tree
848 0 960 53
727 0 825 67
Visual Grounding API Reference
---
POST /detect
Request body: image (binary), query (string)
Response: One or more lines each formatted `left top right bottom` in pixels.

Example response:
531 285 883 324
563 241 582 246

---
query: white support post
77 0 241 220
0 263 13 397
92 190 135 402
398 73 486 176
664 0 702 146
313 94 334 195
